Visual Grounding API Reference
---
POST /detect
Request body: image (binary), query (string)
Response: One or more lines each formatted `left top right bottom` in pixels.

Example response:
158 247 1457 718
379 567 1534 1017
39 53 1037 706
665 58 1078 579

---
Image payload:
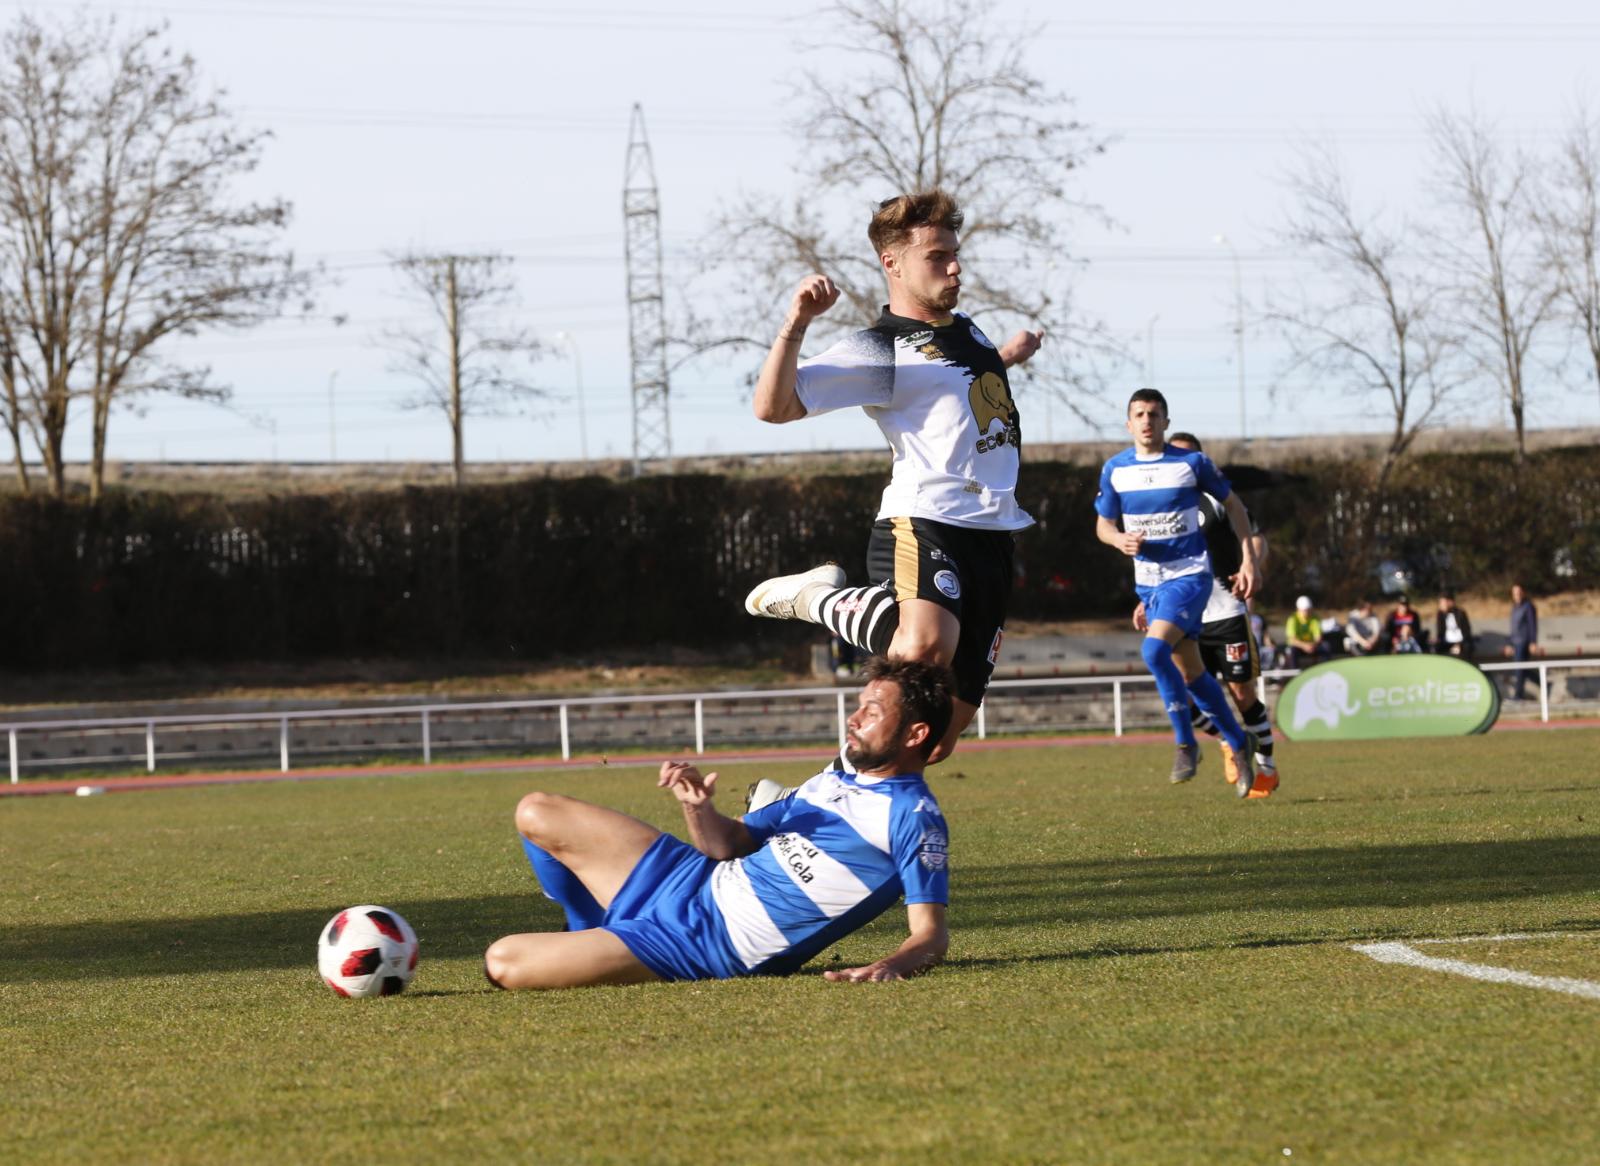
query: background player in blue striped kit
1095 389 1264 795
483 658 952 989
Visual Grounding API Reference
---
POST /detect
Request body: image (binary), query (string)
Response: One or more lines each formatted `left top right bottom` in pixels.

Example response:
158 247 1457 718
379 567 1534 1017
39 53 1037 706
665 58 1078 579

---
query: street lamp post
553 331 588 462
1213 233 1247 441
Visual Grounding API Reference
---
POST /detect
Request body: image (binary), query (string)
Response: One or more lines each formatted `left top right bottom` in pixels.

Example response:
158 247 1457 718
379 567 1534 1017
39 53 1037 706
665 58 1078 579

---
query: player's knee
514 791 563 845
483 940 518 990
1141 636 1172 671
890 625 954 667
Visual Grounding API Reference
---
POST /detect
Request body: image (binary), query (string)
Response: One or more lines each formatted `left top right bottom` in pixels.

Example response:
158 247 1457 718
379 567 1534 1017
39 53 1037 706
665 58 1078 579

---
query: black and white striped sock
1240 699 1274 759
1190 700 1220 738
811 585 899 656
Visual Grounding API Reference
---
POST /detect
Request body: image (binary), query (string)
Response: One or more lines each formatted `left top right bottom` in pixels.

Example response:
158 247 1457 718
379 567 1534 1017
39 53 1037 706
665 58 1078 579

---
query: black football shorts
865 516 1014 707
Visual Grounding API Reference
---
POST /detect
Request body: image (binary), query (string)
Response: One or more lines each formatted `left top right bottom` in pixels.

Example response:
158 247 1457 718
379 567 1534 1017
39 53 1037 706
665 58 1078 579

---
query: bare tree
1427 106 1559 461
1268 147 1469 487
685 0 1116 421
0 15 304 500
1535 103 1600 414
381 252 542 488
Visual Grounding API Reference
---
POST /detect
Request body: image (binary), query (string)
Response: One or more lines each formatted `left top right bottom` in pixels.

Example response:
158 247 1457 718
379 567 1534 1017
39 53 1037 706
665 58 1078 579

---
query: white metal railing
3 658 1591 783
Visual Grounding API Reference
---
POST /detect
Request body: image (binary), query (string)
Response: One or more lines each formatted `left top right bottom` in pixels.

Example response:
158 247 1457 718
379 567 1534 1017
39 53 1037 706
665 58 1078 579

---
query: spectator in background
1319 607 1345 656
1345 598 1382 656
1504 583 1541 700
1393 624 1424 654
1434 592 1475 658
1385 595 1422 652
1285 596 1329 669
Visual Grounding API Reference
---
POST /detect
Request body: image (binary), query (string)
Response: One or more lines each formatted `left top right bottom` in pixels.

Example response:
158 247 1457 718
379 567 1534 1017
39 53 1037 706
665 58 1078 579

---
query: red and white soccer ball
317 905 419 998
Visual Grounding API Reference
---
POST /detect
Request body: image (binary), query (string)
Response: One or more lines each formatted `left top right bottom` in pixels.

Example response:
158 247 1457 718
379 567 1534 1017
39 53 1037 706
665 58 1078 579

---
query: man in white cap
1284 595 1328 670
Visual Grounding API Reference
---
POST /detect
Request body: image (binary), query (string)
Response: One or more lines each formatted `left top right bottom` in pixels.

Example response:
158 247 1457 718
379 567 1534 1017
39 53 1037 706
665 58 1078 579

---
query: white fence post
8 728 16 784
422 709 432 765
836 690 848 753
694 698 705 754
559 704 570 760
146 722 156 773
1113 680 1124 737
279 717 290 772
1539 663 1550 722
976 701 986 739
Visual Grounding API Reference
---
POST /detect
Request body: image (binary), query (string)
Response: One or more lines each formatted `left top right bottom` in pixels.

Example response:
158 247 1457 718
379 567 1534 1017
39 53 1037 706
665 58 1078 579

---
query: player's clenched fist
999 328 1044 368
789 274 839 325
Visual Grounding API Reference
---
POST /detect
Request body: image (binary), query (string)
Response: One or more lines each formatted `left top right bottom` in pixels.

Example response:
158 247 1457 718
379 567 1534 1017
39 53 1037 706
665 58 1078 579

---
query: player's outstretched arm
823 902 947 983
657 761 756 860
1223 493 1260 598
753 274 839 424
998 328 1044 368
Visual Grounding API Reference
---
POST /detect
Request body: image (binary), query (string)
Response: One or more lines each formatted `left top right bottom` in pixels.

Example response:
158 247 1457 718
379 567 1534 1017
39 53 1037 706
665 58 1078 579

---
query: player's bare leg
513 791 662 907
887 597 959 666
484 928 659 990
889 598 969 762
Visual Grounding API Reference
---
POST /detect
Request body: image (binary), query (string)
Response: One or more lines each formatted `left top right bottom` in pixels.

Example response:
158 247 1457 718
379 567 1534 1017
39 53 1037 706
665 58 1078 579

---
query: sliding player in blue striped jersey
1095 389 1264 795
483 658 951 989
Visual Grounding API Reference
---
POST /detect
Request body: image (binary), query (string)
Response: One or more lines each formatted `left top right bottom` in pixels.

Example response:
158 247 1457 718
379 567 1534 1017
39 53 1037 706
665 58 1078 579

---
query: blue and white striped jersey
708 768 949 976
1094 445 1234 588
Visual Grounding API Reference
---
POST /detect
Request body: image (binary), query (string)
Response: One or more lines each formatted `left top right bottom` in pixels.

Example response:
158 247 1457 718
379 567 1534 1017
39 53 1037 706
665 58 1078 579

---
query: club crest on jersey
903 330 934 347
969 324 996 349
934 570 961 599
918 827 949 871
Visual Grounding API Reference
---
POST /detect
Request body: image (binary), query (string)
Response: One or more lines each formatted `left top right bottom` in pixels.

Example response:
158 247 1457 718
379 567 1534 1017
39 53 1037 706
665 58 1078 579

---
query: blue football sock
1141 636 1197 747
1189 672 1248 752
520 837 605 931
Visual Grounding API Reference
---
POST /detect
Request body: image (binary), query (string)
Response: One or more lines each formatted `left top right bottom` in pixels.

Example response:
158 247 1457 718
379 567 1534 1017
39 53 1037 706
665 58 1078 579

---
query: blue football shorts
601 834 742 981
1137 573 1213 639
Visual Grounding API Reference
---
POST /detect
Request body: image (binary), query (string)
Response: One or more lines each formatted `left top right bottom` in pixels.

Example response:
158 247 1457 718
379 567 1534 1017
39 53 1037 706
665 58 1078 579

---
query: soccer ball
317 905 419 998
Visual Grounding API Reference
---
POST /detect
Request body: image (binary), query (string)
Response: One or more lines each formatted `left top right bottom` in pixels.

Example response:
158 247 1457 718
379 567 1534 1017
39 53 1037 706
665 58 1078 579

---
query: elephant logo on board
1292 671 1362 731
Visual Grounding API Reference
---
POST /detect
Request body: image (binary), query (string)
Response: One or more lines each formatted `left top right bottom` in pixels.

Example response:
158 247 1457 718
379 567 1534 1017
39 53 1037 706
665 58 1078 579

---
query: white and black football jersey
795 308 1032 531
1196 490 1248 624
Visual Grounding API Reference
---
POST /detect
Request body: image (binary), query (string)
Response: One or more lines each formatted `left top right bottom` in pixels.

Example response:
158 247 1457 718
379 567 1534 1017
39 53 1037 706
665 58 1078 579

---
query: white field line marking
1351 932 1600 1001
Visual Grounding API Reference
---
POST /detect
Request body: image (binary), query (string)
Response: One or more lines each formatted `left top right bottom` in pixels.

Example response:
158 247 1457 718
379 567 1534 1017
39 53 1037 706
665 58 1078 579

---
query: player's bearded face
844 684 906 771
895 226 961 313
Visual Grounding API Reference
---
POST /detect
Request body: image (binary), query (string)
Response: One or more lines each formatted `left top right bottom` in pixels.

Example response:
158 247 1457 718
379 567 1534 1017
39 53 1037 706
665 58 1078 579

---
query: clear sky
11 0 1600 466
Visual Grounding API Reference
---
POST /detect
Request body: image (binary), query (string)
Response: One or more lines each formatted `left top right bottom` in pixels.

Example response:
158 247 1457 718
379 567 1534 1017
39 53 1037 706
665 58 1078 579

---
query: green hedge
0 449 1593 669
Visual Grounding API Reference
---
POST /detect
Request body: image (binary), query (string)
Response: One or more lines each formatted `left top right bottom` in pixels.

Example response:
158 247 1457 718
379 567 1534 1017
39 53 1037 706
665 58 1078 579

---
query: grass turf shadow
952 833 1599 928
4 834 1595 984
0 892 556 985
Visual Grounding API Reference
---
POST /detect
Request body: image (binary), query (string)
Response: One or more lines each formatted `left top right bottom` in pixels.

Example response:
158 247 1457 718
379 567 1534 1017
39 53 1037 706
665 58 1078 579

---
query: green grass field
4 731 1598 1164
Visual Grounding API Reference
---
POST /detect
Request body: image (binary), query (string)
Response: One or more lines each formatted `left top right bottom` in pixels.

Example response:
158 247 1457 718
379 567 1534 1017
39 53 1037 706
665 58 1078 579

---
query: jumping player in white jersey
482 658 952 989
741 189 1043 766
1095 389 1263 795
1132 432 1280 798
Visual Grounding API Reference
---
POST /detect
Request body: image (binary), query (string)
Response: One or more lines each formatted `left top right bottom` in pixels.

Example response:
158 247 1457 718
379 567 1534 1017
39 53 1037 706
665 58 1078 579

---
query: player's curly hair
869 190 963 257
860 656 954 760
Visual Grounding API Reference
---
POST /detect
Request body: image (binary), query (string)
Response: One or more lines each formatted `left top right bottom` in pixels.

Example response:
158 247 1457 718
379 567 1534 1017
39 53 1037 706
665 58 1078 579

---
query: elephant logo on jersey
969 371 1020 454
